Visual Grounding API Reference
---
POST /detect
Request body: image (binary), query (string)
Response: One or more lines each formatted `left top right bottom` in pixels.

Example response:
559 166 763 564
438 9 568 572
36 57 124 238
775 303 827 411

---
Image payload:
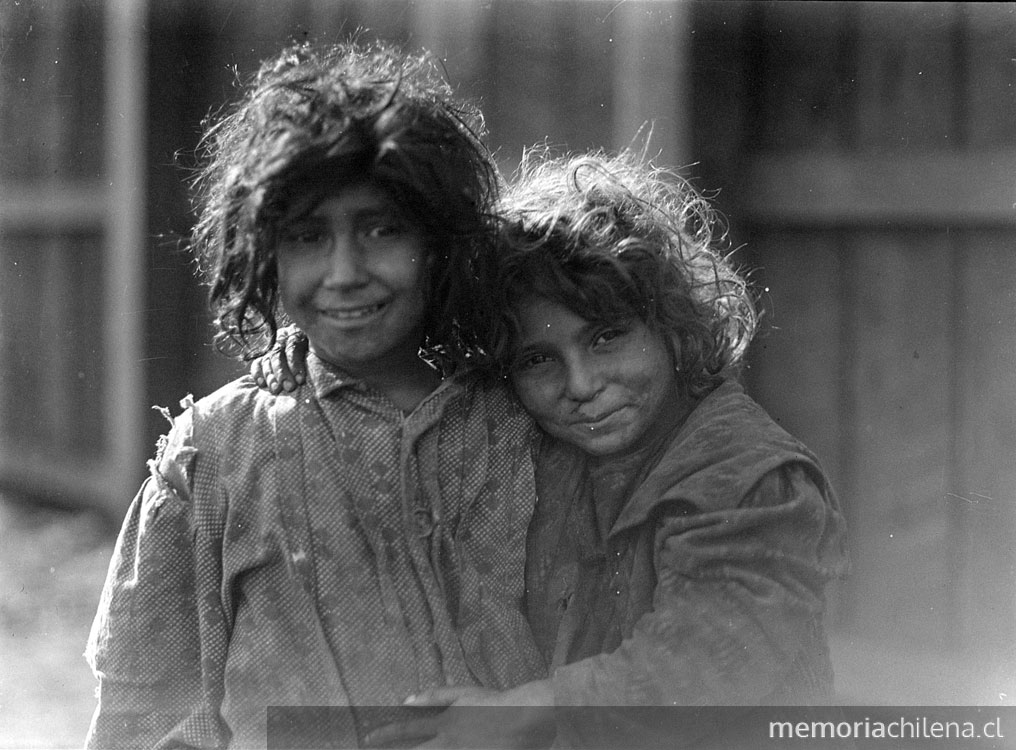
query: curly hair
492 148 757 397
189 40 500 367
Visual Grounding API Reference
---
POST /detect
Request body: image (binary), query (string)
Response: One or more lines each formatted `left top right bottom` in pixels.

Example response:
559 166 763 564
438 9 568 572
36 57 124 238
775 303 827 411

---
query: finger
275 353 296 393
261 330 292 393
363 717 438 748
263 353 282 394
249 358 267 388
261 332 296 393
287 329 308 385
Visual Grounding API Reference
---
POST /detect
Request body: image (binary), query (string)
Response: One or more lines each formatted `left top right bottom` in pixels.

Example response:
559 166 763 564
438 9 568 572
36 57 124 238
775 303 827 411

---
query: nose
562 357 603 402
323 234 368 287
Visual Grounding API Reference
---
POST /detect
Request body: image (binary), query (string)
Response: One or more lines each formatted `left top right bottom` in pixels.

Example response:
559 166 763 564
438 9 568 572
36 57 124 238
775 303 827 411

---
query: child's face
275 182 428 378
509 296 678 458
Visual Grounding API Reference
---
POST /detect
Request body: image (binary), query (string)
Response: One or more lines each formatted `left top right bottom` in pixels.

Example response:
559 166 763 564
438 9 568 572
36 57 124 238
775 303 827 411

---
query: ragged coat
525 380 848 719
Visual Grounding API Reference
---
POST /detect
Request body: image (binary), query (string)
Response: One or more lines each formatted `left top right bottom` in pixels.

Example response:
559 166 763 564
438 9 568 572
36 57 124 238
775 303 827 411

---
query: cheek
511 375 561 423
387 258 429 318
276 256 314 306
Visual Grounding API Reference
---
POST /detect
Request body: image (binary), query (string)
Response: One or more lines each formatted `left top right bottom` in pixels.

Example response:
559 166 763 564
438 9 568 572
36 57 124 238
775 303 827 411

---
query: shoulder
185 375 278 437
677 380 816 463
156 376 282 475
679 380 820 467
189 374 271 419
623 380 833 521
449 369 534 430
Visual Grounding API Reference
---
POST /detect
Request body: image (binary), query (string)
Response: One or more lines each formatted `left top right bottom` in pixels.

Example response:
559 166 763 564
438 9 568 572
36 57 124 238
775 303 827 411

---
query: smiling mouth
575 408 622 430
318 301 387 322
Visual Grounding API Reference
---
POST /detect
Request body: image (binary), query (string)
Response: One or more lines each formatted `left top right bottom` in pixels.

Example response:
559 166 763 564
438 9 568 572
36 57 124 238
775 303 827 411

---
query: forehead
281 179 404 223
514 297 602 345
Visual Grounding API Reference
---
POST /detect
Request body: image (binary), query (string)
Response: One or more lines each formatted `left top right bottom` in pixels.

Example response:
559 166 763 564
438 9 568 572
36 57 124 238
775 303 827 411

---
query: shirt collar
305 350 475 404
306 352 368 400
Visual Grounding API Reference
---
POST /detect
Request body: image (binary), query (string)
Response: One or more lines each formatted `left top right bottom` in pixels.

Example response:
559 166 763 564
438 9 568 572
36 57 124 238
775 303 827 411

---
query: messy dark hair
190 40 499 368
492 148 757 398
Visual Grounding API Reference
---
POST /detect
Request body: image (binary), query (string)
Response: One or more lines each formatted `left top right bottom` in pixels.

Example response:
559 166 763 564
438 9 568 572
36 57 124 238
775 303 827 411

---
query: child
85 41 544 750
347 150 848 749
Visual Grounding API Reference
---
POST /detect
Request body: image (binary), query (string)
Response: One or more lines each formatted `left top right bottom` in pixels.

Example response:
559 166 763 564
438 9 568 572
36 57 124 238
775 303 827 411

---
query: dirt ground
0 494 115 749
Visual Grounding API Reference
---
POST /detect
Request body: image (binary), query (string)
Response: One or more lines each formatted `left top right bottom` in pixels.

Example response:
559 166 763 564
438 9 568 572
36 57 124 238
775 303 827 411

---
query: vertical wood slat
409 0 489 83
611 1 688 168
486 2 572 168
1 235 48 448
34 4 74 460
755 2 852 152
0 1 64 179
845 234 954 651
963 4 1016 148
854 3 958 148
103 0 147 505
953 234 1016 679
744 232 849 627
546 2 615 157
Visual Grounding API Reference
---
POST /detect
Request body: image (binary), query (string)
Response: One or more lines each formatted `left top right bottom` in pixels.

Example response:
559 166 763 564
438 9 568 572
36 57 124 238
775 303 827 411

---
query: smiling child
84 42 545 750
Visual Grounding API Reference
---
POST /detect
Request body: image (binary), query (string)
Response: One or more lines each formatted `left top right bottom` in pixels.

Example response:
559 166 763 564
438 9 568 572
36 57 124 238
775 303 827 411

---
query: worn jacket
526 379 848 718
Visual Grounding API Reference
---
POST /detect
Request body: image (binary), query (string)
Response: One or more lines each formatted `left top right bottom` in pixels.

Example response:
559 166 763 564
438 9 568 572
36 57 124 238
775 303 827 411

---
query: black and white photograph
1 1 1014 748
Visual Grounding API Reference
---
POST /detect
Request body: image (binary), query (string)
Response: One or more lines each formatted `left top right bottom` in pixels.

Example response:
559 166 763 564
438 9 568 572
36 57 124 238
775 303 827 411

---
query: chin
566 430 633 458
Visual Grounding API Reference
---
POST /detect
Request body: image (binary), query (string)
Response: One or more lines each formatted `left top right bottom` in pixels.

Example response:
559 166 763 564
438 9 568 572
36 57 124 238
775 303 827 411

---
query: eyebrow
515 317 601 351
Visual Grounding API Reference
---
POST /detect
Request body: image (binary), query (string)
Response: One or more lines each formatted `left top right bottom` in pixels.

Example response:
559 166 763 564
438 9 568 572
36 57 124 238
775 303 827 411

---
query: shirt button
413 507 435 537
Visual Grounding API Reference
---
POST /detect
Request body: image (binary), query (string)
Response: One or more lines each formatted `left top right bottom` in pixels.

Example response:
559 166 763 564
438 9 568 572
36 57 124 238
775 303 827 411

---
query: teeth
321 303 384 320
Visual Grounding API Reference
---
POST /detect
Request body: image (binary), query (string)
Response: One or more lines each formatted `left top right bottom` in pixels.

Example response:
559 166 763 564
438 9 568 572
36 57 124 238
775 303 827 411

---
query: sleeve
551 462 845 709
84 408 230 750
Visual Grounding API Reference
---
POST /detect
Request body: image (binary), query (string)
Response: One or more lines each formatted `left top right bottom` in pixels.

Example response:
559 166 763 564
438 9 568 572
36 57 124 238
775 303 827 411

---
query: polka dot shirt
85 355 546 749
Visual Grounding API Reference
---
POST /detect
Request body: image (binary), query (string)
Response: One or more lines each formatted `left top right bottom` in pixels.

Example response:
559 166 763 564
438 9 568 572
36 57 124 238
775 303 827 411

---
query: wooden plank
963 4 1016 148
64 233 108 459
0 185 108 227
486 1 572 168
63 1 106 178
754 1 852 151
952 231 1016 669
855 3 958 148
843 233 953 653
739 151 1016 225
408 0 490 88
0 1 63 179
0 234 49 451
102 0 148 510
611 0 689 167
747 233 846 488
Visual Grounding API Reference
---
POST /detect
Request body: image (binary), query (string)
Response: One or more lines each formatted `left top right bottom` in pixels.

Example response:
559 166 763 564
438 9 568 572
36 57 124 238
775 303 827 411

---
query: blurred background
1 0 1014 746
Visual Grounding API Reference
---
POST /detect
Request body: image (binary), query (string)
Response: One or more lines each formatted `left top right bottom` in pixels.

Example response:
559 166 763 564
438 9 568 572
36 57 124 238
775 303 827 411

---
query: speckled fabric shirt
85 355 545 749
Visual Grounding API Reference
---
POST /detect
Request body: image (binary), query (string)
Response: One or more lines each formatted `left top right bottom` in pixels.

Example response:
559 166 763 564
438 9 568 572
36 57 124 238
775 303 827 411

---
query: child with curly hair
362 150 848 748
84 41 544 750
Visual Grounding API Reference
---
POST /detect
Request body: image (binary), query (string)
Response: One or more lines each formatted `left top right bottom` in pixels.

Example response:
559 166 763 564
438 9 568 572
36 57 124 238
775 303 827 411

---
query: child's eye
514 352 552 372
593 328 628 347
362 217 406 239
280 225 326 246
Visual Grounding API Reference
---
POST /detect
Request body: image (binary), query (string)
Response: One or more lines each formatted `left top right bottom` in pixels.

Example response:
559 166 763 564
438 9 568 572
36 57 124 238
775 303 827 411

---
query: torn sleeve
85 404 230 749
